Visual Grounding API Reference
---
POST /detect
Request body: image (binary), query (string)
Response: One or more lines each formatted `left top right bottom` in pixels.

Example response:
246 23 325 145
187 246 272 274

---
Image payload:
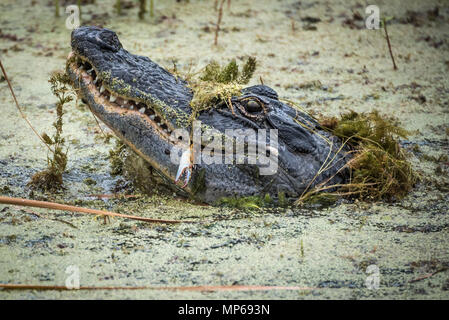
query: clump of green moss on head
199 57 256 84
29 71 73 191
187 57 257 120
297 110 417 205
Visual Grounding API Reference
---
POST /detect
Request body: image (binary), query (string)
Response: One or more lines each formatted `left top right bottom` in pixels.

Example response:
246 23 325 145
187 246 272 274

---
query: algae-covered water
0 0 448 299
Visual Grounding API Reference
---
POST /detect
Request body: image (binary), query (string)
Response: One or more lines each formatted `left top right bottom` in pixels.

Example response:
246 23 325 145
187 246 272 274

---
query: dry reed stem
214 0 226 46
0 196 193 224
383 19 398 70
0 59 52 152
0 283 318 292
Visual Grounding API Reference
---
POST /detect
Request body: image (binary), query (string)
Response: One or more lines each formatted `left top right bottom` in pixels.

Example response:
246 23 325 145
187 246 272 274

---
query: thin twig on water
409 268 448 283
0 60 52 152
214 0 226 46
383 18 397 70
17 207 79 229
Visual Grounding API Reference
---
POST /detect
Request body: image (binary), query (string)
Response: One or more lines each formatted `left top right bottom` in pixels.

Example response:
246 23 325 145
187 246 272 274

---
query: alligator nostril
97 29 122 52
164 149 170 155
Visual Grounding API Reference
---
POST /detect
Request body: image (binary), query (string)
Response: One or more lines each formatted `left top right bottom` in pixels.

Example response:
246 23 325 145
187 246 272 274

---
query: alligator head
67 26 350 204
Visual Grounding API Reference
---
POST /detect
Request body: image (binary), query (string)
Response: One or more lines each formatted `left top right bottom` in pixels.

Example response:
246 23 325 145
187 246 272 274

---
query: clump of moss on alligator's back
296 109 417 206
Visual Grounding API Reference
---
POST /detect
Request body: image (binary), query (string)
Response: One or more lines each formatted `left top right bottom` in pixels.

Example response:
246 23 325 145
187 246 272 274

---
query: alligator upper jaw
67 51 193 193
67 51 175 138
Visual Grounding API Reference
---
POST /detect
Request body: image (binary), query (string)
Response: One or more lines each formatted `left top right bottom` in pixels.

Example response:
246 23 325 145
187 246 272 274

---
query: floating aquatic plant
108 139 126 176
29 71 73 191
218 193 272 210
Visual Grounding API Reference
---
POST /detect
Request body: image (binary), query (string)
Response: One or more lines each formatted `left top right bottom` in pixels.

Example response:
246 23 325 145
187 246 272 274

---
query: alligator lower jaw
67 51 174 139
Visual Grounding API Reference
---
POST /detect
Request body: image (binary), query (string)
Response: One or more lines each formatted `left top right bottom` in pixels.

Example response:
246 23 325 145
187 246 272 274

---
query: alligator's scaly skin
67 26 350 204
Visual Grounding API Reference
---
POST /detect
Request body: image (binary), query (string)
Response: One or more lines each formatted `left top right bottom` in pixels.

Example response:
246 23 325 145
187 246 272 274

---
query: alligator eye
246 100 262 113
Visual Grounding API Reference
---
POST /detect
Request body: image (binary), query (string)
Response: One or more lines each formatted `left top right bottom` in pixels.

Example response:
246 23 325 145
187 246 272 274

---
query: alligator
67 26 350 204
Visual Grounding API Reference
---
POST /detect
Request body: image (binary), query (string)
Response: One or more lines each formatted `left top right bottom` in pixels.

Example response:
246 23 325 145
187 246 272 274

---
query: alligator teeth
149 115 155 120
139 107 145 114
129 105 134 110
93 78 98 84
123 100 128 105
87 69 93 74
110 95 117 103
100 85 105 93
